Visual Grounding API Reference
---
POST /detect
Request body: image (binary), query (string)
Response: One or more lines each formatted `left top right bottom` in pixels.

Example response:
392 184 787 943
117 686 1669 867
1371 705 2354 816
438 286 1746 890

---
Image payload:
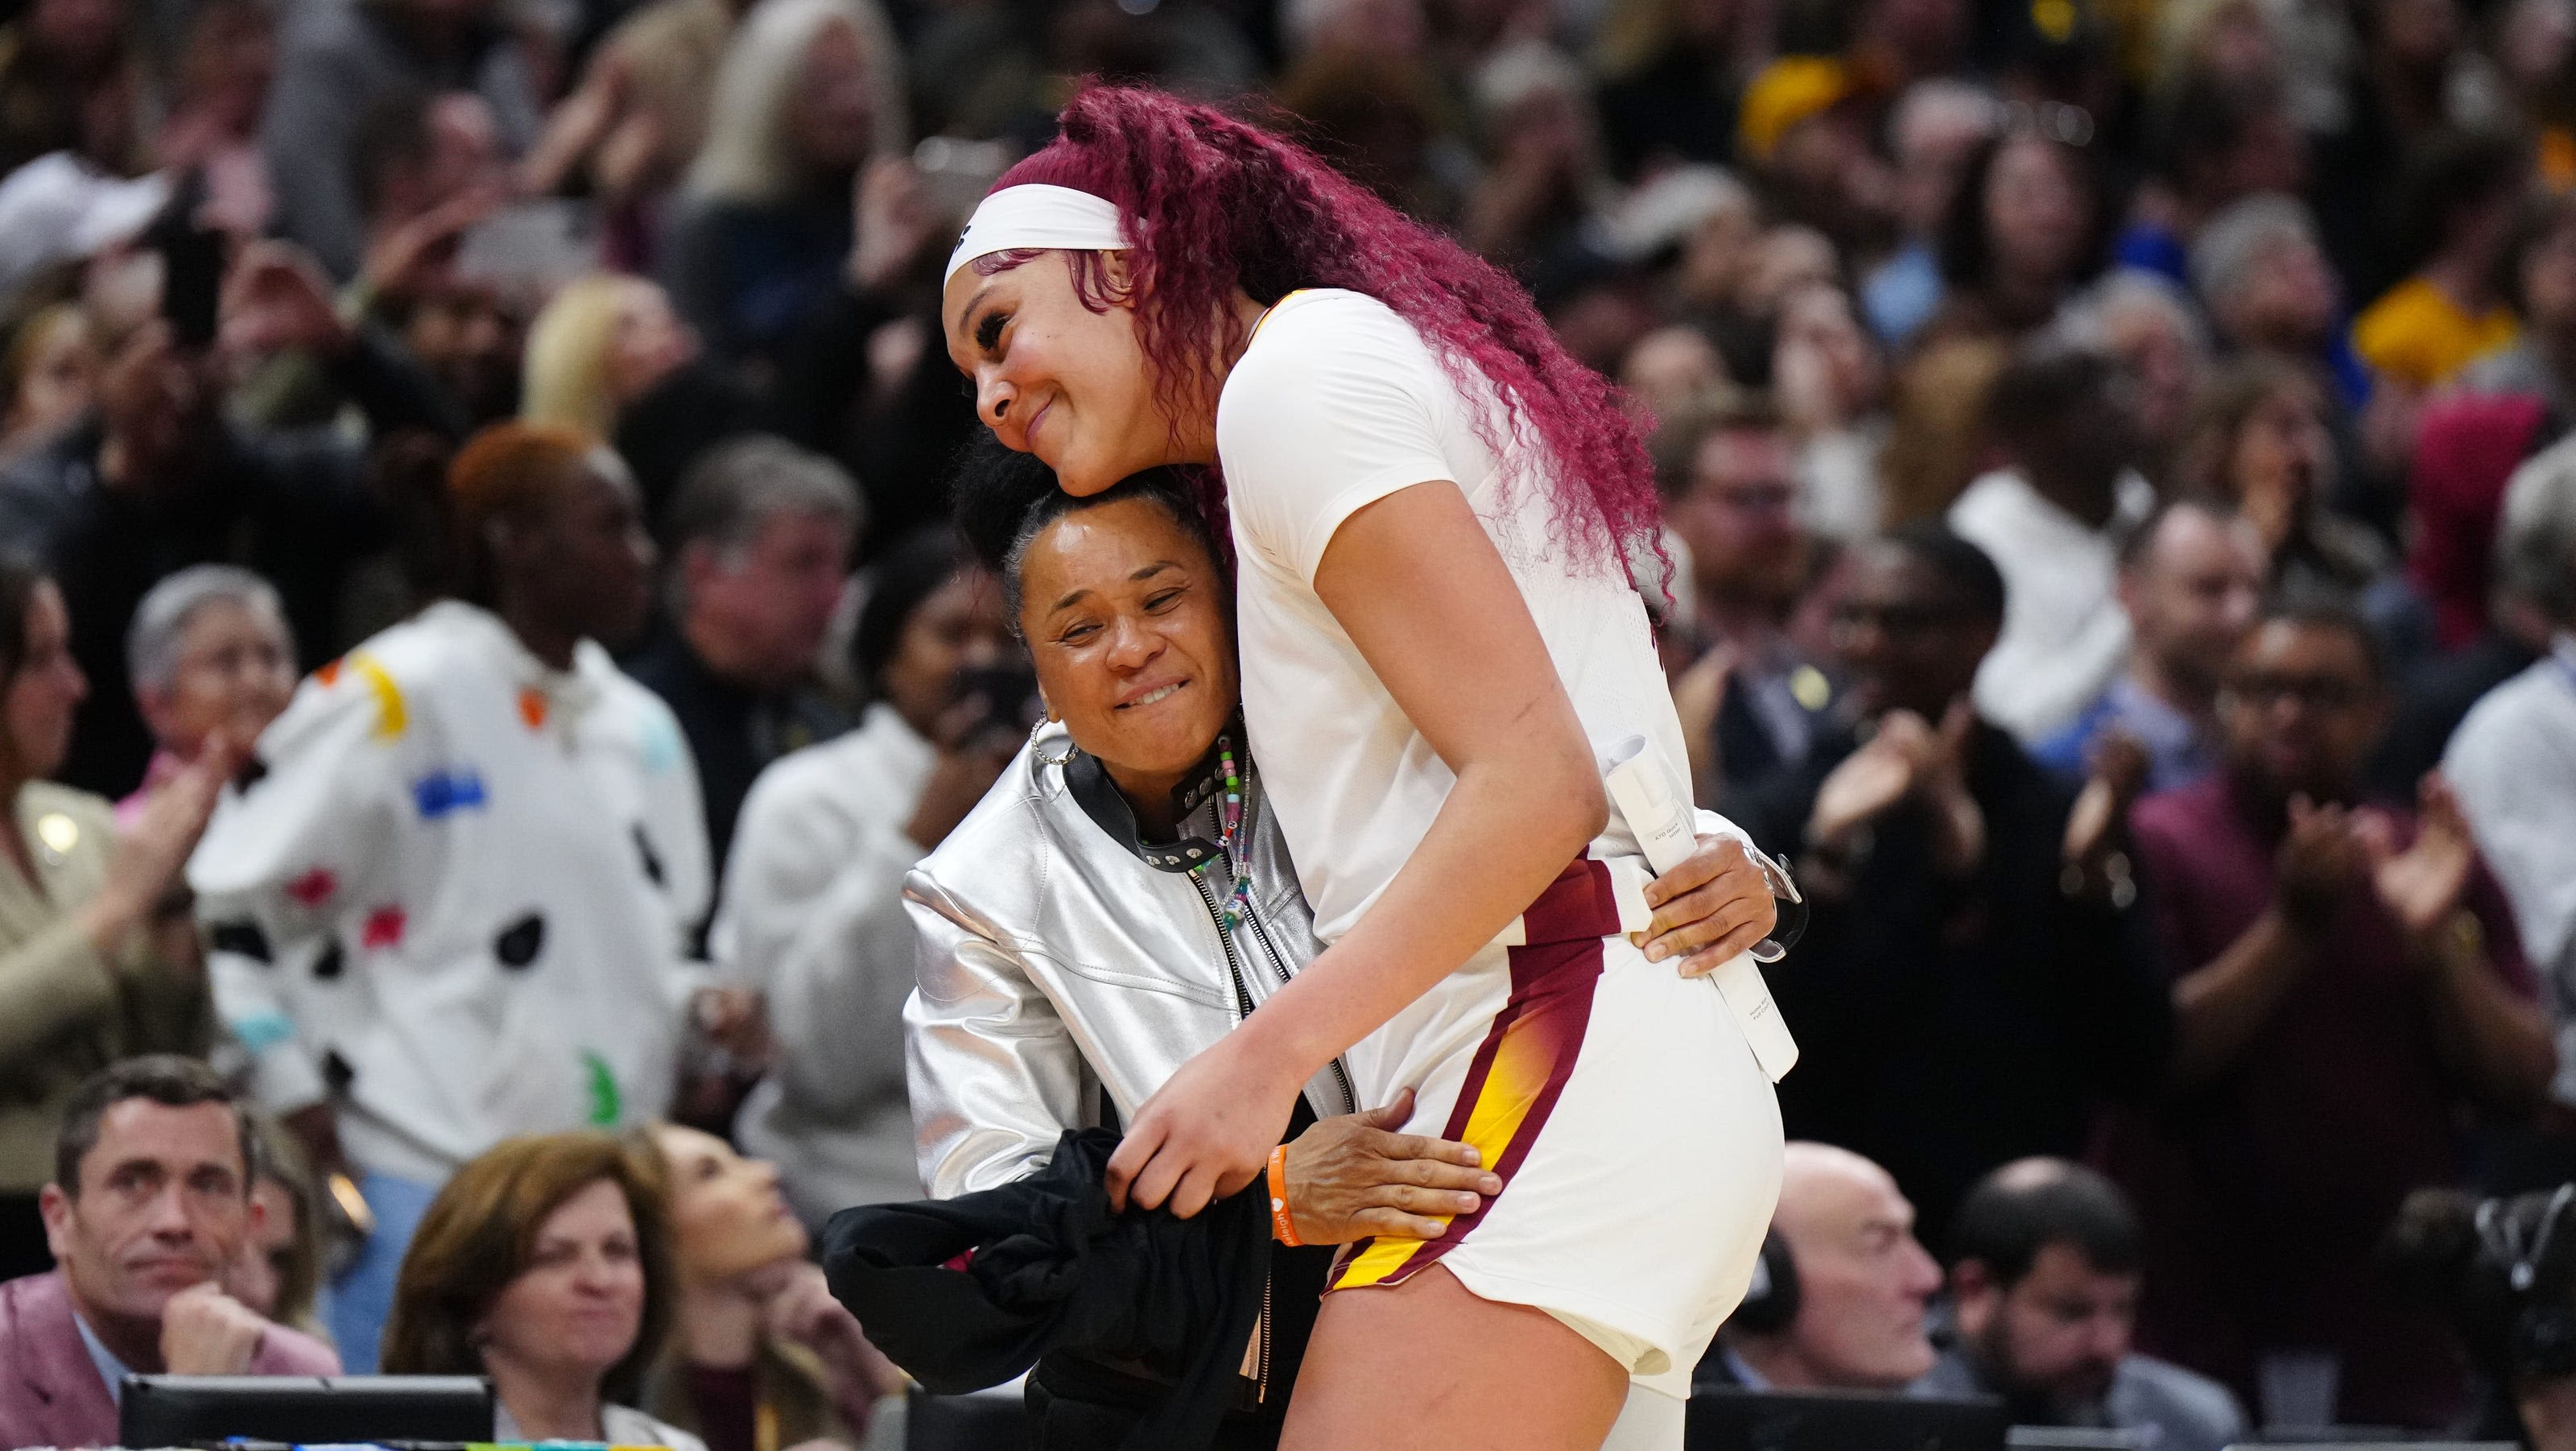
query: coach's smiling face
1015 494 1238 830
947 250 1176 498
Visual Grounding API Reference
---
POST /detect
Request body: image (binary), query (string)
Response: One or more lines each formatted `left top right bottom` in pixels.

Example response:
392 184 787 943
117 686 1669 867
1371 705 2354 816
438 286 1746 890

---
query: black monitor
1688 1387 2009 1451
118 1374 495 1444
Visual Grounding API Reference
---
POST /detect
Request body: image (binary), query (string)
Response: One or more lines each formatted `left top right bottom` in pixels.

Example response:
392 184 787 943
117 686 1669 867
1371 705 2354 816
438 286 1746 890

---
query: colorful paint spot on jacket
229 1010 295 1054
361 905 407 949
349 653 407 738
583 1050 621 1125
285 867 338 907
411 768 489 819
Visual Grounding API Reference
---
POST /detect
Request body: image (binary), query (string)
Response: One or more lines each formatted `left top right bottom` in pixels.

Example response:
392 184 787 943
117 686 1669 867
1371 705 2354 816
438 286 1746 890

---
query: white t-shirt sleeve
1218 295 1462 585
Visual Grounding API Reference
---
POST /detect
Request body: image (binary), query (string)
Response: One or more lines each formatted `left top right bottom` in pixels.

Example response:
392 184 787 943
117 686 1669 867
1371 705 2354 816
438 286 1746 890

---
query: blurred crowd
3 0 2576 1440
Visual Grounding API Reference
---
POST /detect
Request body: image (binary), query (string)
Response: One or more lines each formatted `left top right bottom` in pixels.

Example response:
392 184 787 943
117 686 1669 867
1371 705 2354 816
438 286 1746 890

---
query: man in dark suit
1721 526 2173 1251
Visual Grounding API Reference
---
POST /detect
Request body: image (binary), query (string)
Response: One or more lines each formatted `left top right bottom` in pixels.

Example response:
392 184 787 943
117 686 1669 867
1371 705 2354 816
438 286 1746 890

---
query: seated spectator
2409 192 2576 655
0 0 142 176
1880 333 2008 526
1733 56 1886 245
1721 527 2171 1246
1862 79 1997 349
1618 323 1728 425
2461 188 2576 417
2446 444 2576 1115
2169 358 2405 623
119 564 295 824
519 0 743 254
1654 397 1840 805
636 1124 898 1446
1699 1142 1942 1392
1672 165 1768 316
716 530 1012 1226
227 1113 326 1341
522 273 757 523
758 154 972 554
2351 129 2528 395
2055 271 2211 486
1948 343 2156 744
236 89 506 433
521 273 685 443
0 302 95 468
348 89 506 310
1587 0 1752 177
1270 46 1457 229
382 1131 705 1448
2033 498 2268 792
191 424 710 1370
1920 130 2103 347
628 436 859 878
2105 605 2553 1427
666 0 906 367
2114 68 2307 291
1775 283 1889 543
0 240 455 796
0 1057 337 1449
151 0 279 238
259 0 540 281
396 275 526 431
2387 1184 2576 1448
0 561 225 1279
1923 1158 2247 1451
2187 194 2361 407
1456 41 1619 275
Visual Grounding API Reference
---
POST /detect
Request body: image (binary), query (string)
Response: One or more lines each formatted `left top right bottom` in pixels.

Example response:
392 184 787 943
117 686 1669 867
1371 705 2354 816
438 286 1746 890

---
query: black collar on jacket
1063 719 1254 874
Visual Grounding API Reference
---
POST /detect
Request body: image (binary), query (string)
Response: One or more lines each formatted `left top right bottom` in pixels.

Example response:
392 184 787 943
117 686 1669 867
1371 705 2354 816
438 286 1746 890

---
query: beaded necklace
1195 737 1257 932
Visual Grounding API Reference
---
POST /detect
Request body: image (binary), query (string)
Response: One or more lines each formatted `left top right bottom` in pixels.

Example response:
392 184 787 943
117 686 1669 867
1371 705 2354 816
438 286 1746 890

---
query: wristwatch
1748 844 1810 963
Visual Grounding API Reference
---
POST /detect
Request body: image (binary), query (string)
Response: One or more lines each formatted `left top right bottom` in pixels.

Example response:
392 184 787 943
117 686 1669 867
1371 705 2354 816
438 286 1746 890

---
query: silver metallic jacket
903 720 1360 1201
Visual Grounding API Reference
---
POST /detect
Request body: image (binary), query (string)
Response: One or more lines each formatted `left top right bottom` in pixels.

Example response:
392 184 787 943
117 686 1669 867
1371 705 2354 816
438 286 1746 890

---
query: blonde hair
521 274 647 440
685 0 906 206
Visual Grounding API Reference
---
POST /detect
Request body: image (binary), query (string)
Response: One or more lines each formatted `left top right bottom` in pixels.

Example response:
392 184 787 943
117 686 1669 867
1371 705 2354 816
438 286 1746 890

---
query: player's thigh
1278 1265 1629 1451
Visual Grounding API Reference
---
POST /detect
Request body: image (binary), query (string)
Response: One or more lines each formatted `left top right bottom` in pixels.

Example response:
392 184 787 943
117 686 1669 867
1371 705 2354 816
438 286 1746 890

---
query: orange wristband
1267 1145 1302 1246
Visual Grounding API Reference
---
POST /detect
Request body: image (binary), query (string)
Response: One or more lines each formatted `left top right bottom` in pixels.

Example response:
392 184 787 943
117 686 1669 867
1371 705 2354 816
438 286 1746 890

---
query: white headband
944 184 1131 286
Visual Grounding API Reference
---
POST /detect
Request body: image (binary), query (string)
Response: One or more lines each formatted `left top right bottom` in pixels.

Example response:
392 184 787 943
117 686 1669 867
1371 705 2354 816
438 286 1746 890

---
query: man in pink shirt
0 1056 337 1448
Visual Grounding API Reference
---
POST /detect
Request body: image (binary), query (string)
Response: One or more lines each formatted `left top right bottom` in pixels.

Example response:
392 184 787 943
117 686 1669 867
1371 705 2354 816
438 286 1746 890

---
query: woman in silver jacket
903 458 1779 1448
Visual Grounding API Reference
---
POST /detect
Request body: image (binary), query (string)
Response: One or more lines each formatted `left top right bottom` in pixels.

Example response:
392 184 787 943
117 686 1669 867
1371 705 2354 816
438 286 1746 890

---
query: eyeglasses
2223 672 2369 712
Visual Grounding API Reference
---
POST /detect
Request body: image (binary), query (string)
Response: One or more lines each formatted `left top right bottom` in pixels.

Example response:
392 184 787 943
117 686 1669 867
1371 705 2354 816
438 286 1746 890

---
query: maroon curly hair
978 85 1661 569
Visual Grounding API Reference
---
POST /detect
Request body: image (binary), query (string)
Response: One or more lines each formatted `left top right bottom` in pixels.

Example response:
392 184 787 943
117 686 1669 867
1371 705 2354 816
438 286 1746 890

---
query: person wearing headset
1923 1159 2245 1451
1697 1142 1942 1393
2390 1182 2576 1450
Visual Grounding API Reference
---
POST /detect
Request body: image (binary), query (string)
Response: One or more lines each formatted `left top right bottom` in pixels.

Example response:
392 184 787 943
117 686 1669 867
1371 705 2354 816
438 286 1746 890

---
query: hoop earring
1030 717 1075 768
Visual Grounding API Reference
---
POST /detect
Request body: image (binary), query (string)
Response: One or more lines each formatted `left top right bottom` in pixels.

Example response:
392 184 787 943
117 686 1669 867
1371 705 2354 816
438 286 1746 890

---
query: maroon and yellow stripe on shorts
1331 856 1626 1292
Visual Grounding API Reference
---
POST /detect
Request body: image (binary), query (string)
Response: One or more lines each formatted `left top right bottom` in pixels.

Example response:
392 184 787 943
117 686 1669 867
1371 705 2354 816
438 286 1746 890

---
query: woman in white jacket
712 531 1019 1226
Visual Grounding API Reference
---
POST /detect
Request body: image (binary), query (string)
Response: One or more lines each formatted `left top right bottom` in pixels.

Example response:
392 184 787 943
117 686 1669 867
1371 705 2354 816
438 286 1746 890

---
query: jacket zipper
1230 788 1362 1118
1255 1263 1274 1405
1241 903 1360 1117
1190 866 1273 1407
1191 870 1258 1023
